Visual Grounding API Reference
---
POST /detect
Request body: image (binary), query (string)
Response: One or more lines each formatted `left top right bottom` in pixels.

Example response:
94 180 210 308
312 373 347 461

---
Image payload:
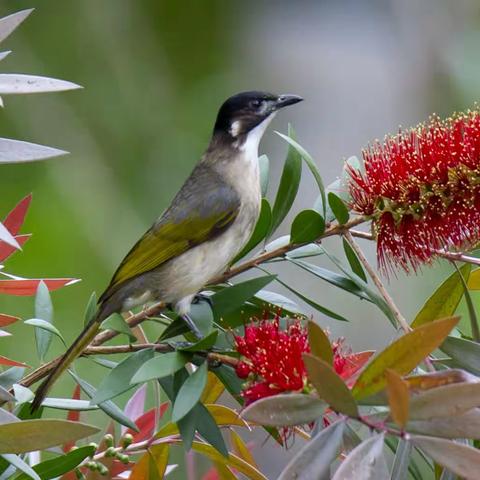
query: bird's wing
99 167 240 303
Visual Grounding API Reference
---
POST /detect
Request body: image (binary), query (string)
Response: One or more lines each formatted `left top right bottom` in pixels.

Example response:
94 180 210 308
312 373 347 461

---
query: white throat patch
237 113 276 157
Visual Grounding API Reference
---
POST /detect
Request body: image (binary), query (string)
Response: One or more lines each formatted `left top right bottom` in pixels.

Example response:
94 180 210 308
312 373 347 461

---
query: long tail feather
30 319 101 411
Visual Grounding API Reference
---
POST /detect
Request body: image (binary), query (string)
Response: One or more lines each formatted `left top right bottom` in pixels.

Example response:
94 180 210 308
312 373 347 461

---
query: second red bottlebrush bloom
348 109 480 272
234 315 353 405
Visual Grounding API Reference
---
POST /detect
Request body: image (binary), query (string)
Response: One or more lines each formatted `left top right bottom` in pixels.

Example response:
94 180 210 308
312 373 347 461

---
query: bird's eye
251 99 263 109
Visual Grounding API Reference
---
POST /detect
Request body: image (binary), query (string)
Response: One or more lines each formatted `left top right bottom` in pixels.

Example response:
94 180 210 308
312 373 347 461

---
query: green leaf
189 300 214 337
304 354 358 417
101 313 136 342
441 336 480 375
289 258 370 301
0 385 15 402
274 275 349 321
84 291 97 325
411 435 480 479
69 371 137 431
24 319 65 346
352 316 460 400
90 348 154 405
131 352 189 384
234 199 272 262
0 419 99 454
2 454 40 480
241 393 325 426
12 384 33 404
409 381 480 420
172 362 208 422
0 367 24 389
323 249 397 326
342 238 367 282
286 242 324 259
211 275 276 318
278 421 344 480
308 321 333 365
391 439 411 480
328 192 349 224
275 129 326 218
196 403 228 457
253 290 305 316
214 365 243 399
41 397 98 411
412 264 471 328
259 154 269 197
14 445 95 480
34 281 53 362
332 433 388 480
269 124 302 236
178 331 218 352
407 408 480 439
177 404 199 452
159 315 189 341
290 209 325 244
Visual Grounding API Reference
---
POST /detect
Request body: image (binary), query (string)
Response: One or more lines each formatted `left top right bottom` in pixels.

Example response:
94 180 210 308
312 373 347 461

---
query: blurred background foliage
0 0 480 477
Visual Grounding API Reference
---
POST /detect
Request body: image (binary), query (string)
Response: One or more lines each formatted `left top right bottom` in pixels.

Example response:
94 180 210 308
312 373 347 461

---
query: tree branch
21 215 369 390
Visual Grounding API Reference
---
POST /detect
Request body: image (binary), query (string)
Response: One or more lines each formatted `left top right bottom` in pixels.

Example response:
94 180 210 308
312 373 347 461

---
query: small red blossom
234 316 347 405
348 109 480 272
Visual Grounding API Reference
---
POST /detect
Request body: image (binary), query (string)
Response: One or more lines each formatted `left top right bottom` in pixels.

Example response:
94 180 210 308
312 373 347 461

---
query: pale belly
121 201 259 315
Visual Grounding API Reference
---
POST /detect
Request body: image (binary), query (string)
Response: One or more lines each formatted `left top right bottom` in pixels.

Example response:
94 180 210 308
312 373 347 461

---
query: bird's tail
30 318 101 411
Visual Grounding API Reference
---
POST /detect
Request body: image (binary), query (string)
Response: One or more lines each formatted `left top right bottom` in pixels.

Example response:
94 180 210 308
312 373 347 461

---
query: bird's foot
181 314 203 341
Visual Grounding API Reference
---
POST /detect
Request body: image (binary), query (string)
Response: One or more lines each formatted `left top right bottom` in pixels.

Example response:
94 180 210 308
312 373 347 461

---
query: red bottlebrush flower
234 316 347 405
348 109 480 272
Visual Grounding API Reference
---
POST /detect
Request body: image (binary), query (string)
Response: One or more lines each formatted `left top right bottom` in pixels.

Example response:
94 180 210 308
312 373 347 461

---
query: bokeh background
0 0 479 477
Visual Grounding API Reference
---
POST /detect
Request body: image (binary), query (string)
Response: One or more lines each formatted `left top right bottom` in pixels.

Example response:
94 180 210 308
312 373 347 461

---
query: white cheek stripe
239 113 276 156
230 120 242 137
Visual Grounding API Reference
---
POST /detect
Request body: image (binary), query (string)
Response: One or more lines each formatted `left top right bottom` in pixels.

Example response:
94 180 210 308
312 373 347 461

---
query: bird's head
213 91 303 147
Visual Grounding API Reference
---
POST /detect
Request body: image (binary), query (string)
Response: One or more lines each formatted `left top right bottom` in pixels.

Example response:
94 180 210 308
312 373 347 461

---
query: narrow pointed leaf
24 318 65 346
201 371 225 404
0 222 19 249
385 369 409 429
304 354 358 417
441 336 480 375
0 278 79 295
412 265 471 328
411 435 480 479
342 238 367 282
332 433 388 480
241 393 326 426
231 429 257 467
409 381 480 420
328 192 349 224
352 316 459 400
275 130 326 218
234 199 272 262
211 275 276 318
290 209 325 244
101 313 136 342
391 440 412 480
0 419 99 454
178 331 218 351
0 9 33 44
91 348 154 405
3 194 31 235
34 281 53 361
308 321 333 365
278 421 345 480
131 352 189 384
0 314 20 327
196 403 229 457
0 356 27 368
0 138 68 163
269 125 302 236
84 291 97 325
14 445 95 480
0 234 30 262
172 362 208 422
0 74 81 94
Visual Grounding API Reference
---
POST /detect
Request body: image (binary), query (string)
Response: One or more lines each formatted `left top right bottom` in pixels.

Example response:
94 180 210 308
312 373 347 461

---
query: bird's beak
274 94 303 110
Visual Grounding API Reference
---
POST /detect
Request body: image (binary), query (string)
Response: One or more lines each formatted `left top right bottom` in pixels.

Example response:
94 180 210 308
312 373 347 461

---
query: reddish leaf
121 384 147 436
0 234 30 262
3 194 32 235
340 351 374 381
125 403 169 443
0 355 28 367
0 313 20 327
0 278 79 296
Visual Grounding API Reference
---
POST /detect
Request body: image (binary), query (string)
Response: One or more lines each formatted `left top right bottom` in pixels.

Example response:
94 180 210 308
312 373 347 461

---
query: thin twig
343 231 411 333
20 216 369 390
350 229 480 266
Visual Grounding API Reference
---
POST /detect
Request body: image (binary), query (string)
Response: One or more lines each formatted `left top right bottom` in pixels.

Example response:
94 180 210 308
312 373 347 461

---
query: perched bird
31 90 303 410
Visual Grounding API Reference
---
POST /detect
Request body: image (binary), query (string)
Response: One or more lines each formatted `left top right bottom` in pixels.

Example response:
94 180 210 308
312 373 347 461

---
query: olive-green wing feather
99 166 240 302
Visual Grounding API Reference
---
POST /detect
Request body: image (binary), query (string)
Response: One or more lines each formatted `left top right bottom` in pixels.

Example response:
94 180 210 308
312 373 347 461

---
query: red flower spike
348 109 480 272
234 316 348 405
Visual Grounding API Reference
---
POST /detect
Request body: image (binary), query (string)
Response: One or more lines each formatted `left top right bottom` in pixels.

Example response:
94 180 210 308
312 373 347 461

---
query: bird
31 90 303 411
